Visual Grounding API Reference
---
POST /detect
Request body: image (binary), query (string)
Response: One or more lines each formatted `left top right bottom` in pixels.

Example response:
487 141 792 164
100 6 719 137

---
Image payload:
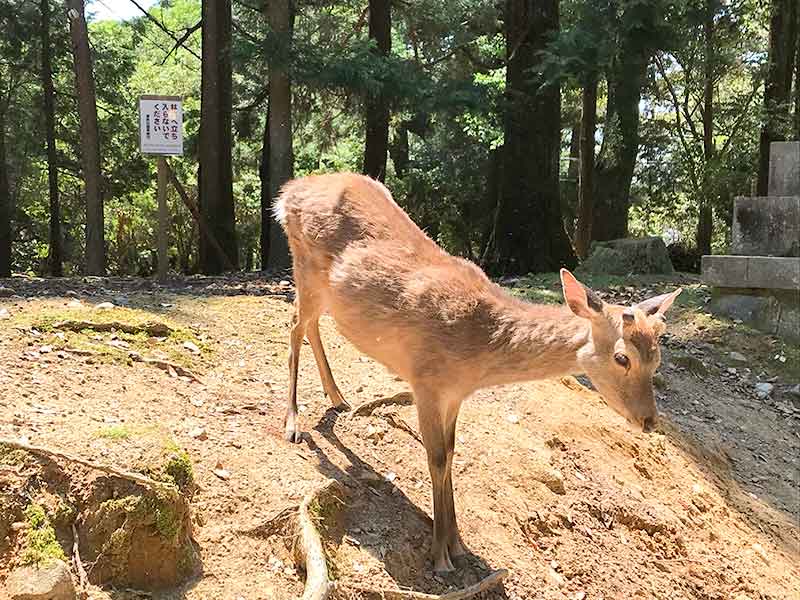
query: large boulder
5 559 76 600
581 237 675 275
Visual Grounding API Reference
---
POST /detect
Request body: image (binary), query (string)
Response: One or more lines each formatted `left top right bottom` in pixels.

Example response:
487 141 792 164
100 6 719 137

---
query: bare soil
0 273 798 600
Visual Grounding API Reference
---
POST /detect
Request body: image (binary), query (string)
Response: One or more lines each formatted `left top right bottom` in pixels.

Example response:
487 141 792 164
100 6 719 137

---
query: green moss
94 425 132 440
158 441 194 491
22 504 66 565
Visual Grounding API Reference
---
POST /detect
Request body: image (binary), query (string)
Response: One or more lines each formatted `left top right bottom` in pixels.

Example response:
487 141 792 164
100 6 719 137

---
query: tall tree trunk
563 122 580 240
42 0 62 276
757 0 798 195
259 109 271 270
697 0 715 256
795 37 799 139
265 0 293 270
575 75 597 260
363 0 391 181
492 0 576 275
592 49 648 242
67 0 104 275
199 0 238 274
0 105 10 278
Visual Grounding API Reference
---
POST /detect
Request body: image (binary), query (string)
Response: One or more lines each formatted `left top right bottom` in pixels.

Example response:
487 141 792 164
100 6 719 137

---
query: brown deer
274 173 681 573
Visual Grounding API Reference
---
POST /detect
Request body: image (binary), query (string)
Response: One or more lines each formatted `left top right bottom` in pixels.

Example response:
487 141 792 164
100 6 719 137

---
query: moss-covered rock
581 237 675 275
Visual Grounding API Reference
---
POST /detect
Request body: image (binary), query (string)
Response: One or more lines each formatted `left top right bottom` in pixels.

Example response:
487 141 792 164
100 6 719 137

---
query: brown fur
274 172 681 572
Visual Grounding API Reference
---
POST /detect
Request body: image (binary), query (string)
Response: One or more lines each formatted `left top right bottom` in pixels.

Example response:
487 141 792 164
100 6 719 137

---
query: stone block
702 255 800 291
732 195 800 257
768 141 800 197
708 288 800 342
581 237 674 275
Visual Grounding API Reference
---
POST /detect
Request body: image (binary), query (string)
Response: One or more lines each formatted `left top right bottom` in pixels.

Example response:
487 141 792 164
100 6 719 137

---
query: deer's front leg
284 308 306 443
415 386 455 573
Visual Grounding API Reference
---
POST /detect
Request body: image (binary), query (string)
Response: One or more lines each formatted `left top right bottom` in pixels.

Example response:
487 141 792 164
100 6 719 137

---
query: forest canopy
0 0 797 277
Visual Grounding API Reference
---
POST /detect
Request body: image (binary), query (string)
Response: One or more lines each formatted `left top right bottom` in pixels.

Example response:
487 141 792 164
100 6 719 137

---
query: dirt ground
0 272 798 600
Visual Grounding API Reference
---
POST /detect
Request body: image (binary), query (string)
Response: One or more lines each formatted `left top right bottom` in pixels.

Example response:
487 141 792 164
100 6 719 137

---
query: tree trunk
575 75 597 260
592 51 647 242
259 109 271 270
265 0 293 270
757 0 798 195
697 0 715 256
363 0 391 181
67 0 104 275
563 122 580 240
389 122 409 177
199 0 238 274
42 0 63 276
492 0 576 275
795 37 799 139
0 105 10 278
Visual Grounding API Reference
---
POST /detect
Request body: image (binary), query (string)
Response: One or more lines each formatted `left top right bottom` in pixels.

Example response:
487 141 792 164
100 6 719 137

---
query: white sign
139 95 183 155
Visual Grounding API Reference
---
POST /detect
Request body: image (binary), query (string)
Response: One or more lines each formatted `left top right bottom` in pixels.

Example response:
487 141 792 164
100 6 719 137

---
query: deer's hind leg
306 319 349 410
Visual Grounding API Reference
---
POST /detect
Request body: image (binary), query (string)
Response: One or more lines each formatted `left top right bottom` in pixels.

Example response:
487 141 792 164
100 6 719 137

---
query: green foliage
22 504 66 565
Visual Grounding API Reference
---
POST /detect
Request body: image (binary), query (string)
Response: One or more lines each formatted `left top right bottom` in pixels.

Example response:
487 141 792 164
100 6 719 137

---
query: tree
42 0 62 276
199 0 238 274
363 0 391 181
592 0 673 242
492 0 576 274
757 0 797 195
0 81 9 279
265 0 293 269
575 74 597 258
67 0 104 275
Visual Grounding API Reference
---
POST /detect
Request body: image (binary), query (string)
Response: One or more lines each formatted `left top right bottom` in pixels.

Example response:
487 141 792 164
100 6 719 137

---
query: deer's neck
479 296 590 388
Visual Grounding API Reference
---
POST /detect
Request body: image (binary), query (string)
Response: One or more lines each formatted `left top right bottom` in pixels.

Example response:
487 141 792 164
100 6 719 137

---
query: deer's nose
642 416 657 433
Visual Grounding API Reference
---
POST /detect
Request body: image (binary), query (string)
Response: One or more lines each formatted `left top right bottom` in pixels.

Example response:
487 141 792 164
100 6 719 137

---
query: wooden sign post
138 95 183 281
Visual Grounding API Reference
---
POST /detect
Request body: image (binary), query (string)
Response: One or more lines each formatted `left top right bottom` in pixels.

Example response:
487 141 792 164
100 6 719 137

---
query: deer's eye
614 353 630 369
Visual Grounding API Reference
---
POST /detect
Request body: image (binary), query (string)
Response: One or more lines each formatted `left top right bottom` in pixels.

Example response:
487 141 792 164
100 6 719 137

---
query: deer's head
560 269 681 433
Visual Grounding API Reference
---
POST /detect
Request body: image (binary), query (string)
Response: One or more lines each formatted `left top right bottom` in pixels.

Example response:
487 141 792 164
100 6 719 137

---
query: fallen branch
380 410 423 444
0 438 179 500
294 479 345 600
348 392 413 419
337 569 508 600
71 523 89 600
53 320 174 337
127 352 203 383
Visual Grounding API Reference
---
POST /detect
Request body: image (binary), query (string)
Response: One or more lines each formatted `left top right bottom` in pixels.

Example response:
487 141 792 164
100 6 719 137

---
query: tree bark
42 0 63 276
492 0 576 275
259 108 271 270
199 0 238 274
0 103 9 278
265 0 293 270
697 0 715 256
591 48 647 242
757 0 798 195
575 75 597 260
363 0 391 181
67 0 104 275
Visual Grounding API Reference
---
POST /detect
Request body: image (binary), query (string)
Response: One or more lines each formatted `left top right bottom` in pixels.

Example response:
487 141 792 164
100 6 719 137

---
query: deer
273 172 681 573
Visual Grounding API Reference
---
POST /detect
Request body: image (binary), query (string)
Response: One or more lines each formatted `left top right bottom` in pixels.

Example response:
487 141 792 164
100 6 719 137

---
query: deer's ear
636 288 682 317
560 269 603 319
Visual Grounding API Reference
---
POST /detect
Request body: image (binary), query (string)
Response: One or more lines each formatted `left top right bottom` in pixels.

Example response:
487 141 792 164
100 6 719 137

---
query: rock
0 286 15 297
183 341 201 355
66 300 82 308
0 307 10 320
755 382 774 398
113 295 130 306
670 354 708 375
5 559 76 600
729 351 747 362
506 414 520 424
94 302 115 310
788 384 800 400
580 237 674 275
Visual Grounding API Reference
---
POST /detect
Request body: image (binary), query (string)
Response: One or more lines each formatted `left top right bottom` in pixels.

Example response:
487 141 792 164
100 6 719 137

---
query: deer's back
276 173 501 382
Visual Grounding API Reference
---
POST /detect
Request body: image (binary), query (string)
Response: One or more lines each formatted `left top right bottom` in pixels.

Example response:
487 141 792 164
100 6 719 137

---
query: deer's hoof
284 428 302 443
330 391 351 411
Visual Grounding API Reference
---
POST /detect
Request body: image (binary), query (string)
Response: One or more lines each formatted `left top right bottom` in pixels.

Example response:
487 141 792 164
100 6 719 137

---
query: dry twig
71 523 89 600
127 352 203 383
336 568 508 600
348 392 413 420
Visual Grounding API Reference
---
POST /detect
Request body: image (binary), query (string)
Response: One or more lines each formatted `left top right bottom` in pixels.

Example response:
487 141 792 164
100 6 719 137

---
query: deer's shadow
305 399 509 596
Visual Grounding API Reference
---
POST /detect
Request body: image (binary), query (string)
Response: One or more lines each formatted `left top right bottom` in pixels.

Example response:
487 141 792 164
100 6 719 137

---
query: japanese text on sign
139 96 183 155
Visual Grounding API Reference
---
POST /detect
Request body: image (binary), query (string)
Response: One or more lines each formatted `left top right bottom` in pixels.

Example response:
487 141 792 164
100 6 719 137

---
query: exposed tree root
0 438 179 500
348 392 414 419
72 522 89 600
336 569 508 600
52 320 174 337
239 505 299 538
127 351 203 383
294 479 346 600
